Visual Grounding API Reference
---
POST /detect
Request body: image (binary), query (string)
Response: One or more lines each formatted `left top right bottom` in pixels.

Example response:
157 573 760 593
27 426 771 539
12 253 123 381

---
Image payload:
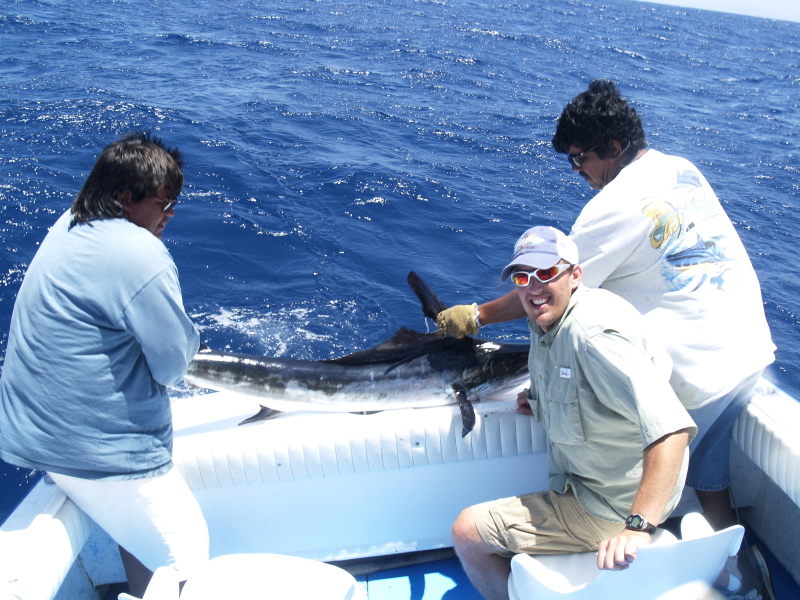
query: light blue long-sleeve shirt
0 210 199 479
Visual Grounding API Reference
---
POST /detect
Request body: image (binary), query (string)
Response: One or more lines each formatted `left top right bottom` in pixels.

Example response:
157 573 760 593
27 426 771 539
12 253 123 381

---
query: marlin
184 272 530 435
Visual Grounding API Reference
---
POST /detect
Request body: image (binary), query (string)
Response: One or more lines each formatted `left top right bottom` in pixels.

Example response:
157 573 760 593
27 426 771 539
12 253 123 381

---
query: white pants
49 467 209 580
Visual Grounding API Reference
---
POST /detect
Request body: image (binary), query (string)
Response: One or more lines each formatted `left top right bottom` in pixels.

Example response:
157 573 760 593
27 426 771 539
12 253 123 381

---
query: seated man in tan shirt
450 226 696 600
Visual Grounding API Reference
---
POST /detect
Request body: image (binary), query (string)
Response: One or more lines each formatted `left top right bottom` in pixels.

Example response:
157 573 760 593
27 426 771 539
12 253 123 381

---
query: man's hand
594 430 689 570
436 304 479 338
596 529 652 570
516 390 533 416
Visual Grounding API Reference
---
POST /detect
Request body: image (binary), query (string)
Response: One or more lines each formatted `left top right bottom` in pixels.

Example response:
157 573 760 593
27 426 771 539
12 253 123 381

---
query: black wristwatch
624 513 657 535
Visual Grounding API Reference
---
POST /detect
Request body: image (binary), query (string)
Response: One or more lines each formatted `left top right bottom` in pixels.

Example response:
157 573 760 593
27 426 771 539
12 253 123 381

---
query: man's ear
115 189 132 214
606 139 626 160
571 264 583 289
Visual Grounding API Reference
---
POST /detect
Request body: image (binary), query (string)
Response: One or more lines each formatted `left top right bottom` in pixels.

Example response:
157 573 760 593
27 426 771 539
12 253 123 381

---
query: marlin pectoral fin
453 385 476 437
238 405 283 426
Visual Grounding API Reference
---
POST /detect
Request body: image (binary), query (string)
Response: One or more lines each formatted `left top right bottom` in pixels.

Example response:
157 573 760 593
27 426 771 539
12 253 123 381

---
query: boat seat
507 513 744 600
653 581 728 599
119 553 360 600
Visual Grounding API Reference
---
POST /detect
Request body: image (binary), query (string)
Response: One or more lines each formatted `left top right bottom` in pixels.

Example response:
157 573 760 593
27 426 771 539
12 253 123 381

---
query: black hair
70 131 183 227
551 79 646 159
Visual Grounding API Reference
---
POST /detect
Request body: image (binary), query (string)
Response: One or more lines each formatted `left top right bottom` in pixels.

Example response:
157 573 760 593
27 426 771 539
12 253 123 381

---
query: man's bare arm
477 289 527 325
596 428 692 570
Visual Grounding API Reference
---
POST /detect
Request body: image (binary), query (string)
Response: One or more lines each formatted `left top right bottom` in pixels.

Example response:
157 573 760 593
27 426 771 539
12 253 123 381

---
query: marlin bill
185 272 530 435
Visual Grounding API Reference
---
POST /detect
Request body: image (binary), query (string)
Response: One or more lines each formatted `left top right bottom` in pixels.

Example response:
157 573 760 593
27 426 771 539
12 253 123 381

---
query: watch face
629 514 644 528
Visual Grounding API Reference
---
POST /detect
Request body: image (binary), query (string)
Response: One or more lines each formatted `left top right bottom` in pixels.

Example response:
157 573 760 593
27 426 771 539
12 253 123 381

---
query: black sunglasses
161 197 179 213
567 144 601 168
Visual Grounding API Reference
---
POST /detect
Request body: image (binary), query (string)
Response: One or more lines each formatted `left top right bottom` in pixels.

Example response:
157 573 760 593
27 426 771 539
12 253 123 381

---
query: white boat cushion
169 392 552 560
732 380 800 508
171 392 545 490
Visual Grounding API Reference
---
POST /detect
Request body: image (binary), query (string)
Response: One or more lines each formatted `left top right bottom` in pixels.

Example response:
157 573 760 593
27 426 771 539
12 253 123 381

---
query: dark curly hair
70 131 184 228
551 79 646 159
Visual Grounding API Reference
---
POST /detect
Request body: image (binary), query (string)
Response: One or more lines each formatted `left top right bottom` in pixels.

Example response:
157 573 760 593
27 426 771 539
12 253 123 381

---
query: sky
633 0 800 23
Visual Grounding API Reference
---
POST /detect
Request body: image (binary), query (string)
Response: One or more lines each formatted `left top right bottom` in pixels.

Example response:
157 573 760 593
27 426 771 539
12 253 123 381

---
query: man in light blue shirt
0 132 208 597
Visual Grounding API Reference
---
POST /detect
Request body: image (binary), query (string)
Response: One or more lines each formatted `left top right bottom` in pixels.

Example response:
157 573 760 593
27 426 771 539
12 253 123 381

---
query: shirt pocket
543 376 586 446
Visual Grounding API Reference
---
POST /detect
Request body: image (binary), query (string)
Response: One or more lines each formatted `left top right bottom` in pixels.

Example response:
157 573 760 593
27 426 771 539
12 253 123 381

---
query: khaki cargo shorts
472 488 624 557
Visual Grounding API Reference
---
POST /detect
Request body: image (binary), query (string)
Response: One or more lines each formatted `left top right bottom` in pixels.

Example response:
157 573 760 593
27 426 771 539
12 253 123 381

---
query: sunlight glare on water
1 0 798 520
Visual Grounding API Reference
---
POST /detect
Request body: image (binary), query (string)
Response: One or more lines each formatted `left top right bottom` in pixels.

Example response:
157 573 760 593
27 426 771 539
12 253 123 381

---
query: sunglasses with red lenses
510 264 573 286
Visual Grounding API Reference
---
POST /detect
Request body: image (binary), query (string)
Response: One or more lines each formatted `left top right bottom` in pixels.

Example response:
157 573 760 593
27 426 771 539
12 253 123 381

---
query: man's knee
452 507 471 541
452 507 481 550
452 507 475 537
453 505 500 565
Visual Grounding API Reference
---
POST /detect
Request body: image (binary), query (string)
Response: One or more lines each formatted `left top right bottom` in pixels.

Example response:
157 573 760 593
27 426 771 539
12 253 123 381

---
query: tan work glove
436 303 480 338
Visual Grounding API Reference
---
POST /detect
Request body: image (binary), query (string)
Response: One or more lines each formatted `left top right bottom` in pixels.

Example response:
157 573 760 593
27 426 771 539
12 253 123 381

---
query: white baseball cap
500 226 579 281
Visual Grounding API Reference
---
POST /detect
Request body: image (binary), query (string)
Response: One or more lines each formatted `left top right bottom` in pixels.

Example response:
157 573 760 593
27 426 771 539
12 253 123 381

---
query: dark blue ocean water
1 0 798 522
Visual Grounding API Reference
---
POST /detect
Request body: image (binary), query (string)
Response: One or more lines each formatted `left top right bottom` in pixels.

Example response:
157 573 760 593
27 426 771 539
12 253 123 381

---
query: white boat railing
0 478 93 600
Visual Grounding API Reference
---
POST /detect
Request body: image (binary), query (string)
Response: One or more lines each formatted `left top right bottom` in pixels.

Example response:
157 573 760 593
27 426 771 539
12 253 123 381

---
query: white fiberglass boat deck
1 379 799 600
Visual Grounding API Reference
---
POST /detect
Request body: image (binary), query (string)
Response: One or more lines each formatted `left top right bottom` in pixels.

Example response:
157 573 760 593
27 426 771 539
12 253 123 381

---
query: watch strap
625 513 657 535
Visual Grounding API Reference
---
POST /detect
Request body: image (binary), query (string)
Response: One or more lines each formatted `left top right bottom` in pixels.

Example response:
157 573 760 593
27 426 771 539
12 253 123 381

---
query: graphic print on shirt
642 172 733 292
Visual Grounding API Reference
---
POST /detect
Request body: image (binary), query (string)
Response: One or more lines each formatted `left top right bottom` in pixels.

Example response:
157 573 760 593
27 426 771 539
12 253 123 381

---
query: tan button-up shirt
527 285 696 523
